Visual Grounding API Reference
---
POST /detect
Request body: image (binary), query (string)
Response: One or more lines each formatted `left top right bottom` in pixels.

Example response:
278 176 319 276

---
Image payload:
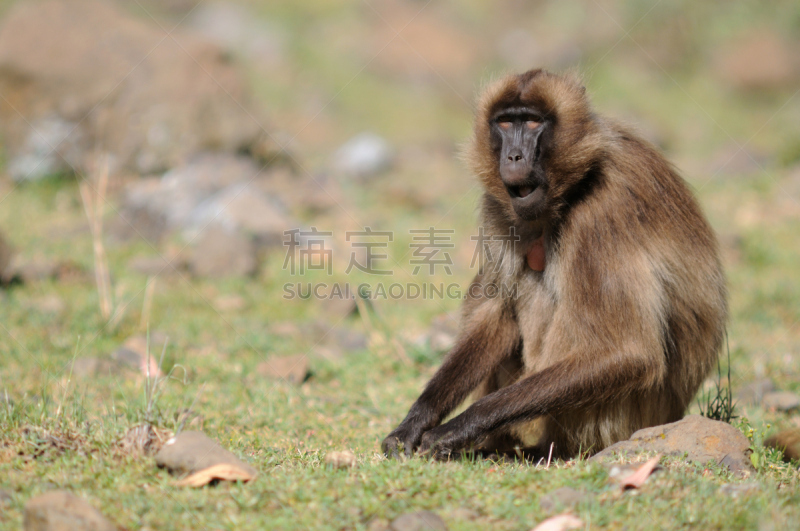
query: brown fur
382 69 727 460
766 429 800 462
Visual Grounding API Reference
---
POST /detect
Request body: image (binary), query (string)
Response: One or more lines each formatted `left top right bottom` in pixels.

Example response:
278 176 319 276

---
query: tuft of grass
697 332 736 423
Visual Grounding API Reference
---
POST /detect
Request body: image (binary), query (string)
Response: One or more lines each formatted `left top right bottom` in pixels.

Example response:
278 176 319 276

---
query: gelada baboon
382 69 727 460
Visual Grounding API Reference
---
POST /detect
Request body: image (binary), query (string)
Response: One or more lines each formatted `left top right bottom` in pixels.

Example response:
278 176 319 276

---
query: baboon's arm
382 295 519 458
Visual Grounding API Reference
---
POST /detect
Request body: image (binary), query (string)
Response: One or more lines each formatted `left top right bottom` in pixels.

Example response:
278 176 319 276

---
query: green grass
2 0 800 529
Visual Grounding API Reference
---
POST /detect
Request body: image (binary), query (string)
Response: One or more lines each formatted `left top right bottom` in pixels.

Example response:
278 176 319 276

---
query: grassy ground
2 1 800 529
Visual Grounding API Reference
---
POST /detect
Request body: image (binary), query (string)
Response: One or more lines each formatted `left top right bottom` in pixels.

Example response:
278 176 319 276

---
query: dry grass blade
174 463 256 487
140 275 157 331
79 157 112 320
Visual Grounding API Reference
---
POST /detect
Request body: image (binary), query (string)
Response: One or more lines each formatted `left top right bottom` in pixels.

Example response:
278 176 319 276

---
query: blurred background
1 0 799 459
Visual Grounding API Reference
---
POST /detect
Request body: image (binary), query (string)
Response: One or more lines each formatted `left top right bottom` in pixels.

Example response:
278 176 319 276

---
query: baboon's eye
526 121 541 129
499 122 512 130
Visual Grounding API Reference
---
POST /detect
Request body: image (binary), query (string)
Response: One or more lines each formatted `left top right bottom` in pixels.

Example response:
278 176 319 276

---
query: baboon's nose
506 148 524 163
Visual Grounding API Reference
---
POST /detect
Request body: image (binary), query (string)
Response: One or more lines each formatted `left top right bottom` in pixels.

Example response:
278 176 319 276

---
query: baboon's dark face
490 106 549 221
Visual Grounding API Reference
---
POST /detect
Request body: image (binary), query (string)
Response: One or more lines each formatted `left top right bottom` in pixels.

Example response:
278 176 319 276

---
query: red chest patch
526 235 546 272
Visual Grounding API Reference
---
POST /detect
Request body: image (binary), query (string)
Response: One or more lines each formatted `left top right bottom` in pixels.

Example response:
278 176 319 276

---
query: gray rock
736 378 774 407
24 490 117 531
186 183 291 250
539 486 586 512
334 329 369 351
115 154 265 243
114 154 293 260
390 511 448 531
154 431 257 477
334 133 393 179
186 2 285 68
0 0 271 180
189 226 257 278
591 415 754 475
0 489 11 506
761 391 800 412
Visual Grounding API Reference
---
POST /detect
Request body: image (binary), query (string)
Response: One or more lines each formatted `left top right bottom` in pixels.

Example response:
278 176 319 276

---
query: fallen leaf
531 513 584 531
174 463 255 487
620 455 661 490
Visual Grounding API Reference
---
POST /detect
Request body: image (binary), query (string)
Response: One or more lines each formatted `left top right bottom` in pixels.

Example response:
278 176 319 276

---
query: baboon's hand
381 422 427 459
382 405 440 459
418 417 478 460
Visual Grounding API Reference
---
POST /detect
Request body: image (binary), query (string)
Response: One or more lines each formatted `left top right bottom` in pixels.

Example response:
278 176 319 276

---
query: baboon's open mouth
507 184 536 199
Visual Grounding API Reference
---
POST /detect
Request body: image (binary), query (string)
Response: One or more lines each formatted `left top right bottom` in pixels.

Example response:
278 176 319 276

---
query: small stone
70 358 124 379
428 331 456 353
367 518 391 531
187 183 292 250
334 133 393 179
154 431 257 477
538 487 586 512
762 391 800 412
389 511 448 531
24 490 117 531
190 226 257 278
430 312 460 336
315 345 344 362
213 295 247 312
0 489 11 506
111 334 168 377
591 415 753 475
324 450 356 469
332 328 369 351
270 321 301 338
719 483 760 498
531 514 583 531
257 355 309 385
